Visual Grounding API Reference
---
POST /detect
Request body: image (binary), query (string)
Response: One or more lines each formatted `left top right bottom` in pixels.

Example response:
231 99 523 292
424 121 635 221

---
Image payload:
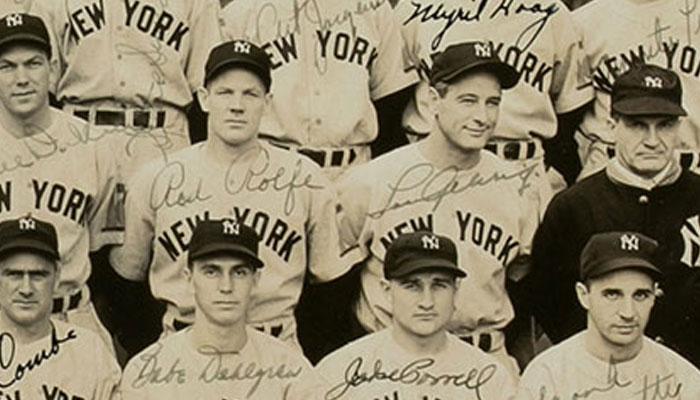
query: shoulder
642 337 700 376
340 144 420 185
526 332 584 372
124 330 185 373
316 330 386 371
246 328 313 367
550 170 607 206
50 319 117 366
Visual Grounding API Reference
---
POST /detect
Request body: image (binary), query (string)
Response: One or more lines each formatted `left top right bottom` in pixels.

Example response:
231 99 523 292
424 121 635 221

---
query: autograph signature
367 162 537 219
0 329 78 388
325 357 497 400
404 0 559 51
149 161 212 210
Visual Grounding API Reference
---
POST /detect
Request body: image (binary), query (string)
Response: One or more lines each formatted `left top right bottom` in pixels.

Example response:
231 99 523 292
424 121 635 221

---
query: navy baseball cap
204 40 272 90
580 232 661 281
611 64 686 117
429 41 519 89
0 13 51 57
188 219 264 269
384 231 465 280
0 215 59 262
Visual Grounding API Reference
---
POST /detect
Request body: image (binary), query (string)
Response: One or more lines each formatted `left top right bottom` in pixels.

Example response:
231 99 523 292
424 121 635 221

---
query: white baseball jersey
398 0 593 139
111 141 347 343
517 332 700 399
315 328 516 400
120 327 321 400
31 0 221 111
0 109 120 298
0 319 120 400
336 144 538 335
220 0 418 148
575 0 700 168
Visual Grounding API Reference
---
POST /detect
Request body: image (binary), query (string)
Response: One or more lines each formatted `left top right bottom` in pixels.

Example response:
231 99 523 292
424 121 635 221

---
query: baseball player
315 231 516 400
110 39 347 349
0 216 120 400
519 232 700 399
120 219 320 400
575 0 700 178
0 13 121 349
397 0 593 216
220 0 418 179
30 0 222 181
336 42 538 378
529 64 700 367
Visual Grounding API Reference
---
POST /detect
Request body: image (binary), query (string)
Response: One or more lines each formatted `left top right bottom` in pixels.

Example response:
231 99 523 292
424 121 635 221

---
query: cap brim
0 34 50 53
386 258 466 279
205 58 270 88
436 60 519 89
585 257 662 280
189 243 264 269
612 98 687 117
0 239 59 261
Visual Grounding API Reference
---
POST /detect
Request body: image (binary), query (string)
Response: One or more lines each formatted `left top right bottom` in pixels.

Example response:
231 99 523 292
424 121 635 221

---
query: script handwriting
326 357 496 400
198 345 303 397
131 342 187 388
225 147 324 216
367 162 536 219
0 329 78 388
149 161 212 210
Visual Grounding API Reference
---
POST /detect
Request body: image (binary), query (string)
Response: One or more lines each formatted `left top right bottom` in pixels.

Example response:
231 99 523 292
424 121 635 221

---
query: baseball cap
0 215 59 262
188 219 264 269
611 64 686 117
204 40 272 90
384 231 466 280
429 41 519 89
580 232 661 281
0 13 51 57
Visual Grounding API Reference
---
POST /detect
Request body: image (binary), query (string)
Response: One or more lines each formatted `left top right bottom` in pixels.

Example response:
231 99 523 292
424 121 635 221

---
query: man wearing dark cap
315 231 515 400
120 219 320 400
111 40 347 350
0 215 120 399
529 64 700 366
519 232 700 399
335 41 538 376
0 12 122 351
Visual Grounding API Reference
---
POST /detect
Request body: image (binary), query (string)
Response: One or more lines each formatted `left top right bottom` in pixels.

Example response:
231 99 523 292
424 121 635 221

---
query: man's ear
575 281 590 311
427 85 440 116
606 116 617 132
196 87 210 113
380 279 392 303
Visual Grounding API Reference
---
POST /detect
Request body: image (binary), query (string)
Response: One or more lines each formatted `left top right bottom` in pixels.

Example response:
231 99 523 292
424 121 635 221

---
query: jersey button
315 118 322 125
117 54 122 60
120 81 126 87
639 195 649 204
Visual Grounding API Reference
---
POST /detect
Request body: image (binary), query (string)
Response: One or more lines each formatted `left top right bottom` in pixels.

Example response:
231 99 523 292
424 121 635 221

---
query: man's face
431 71 502 152
387 270 457 339
199 68 268 149
0 252 57 328
187 254 258 327
0 44 51 122
577 269 656 350
612 114 680 178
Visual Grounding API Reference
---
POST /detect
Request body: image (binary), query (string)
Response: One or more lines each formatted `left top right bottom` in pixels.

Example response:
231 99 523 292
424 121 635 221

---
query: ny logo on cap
474 43 491 58
6 14 23 28
233 41 251 54
222 220 240 236
421 234 440 250
620 234 639 251
644 76 663 89
18 217 36 231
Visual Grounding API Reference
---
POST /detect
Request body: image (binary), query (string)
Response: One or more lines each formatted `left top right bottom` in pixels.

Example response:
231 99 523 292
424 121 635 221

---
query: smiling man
335 41 538 378
316 231 515 400
528 64 700 367
518 232 700 399
0 215 119 399
120 219 320 399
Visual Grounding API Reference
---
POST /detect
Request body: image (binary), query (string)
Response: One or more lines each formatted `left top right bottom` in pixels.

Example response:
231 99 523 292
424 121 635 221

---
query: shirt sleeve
186 0 224 91
334 165 374 275
368 0 419 100
517 359 559 400
90 127 126 251
93 332 123 400
109 161 159 281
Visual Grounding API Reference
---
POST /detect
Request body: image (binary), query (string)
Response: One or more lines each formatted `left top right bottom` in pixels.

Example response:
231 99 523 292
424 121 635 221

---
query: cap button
639 195 649 204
